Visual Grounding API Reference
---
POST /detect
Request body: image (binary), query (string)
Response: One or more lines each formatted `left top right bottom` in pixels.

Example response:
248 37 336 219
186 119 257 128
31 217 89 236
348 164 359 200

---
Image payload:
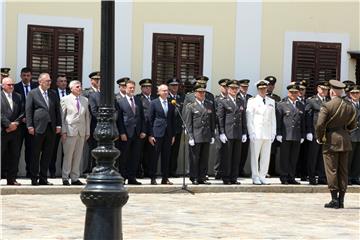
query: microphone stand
166 102 194 194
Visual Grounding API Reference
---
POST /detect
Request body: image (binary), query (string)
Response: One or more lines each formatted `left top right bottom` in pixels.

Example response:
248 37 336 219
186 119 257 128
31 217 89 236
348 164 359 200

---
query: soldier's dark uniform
115 77 128 101
276 84 305 184
316 80 357 208
237 79 252 177
185 84 215 184
347 85 360 185
82 71 100 99
167 78 185 177
265 76 281 177
305 81 330 184
135 78 156 178
213 79 230 179
217 80 247 184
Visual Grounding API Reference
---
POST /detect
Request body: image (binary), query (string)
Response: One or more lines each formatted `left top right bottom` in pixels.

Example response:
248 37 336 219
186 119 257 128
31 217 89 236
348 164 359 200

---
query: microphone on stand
171 99 180 108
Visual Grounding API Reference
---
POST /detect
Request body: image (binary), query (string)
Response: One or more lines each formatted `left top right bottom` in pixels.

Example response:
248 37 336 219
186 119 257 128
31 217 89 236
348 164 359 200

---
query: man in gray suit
26 73 62 185
276 83 305 185
185 84 215 185
217 80 247 184
60 80 90 186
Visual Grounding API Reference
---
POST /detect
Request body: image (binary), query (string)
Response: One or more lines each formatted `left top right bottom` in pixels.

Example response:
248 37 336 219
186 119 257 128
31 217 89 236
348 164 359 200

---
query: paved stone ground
1 193 359 239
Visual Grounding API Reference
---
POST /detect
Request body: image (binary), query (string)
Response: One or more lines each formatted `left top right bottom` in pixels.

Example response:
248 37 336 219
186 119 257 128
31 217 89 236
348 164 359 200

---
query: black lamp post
80 1 128 239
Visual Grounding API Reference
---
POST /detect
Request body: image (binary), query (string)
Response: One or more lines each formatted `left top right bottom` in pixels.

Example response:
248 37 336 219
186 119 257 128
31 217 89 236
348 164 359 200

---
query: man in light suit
26 73 62 185
116 80 146 185
14 67 38 178
148 84 175 185
246 80 276 185
60 80 90 186
1 77 24 185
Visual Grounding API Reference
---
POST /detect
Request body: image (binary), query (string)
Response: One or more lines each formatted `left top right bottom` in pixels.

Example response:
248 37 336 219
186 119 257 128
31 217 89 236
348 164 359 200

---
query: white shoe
260 178 270 185
253 177 261 185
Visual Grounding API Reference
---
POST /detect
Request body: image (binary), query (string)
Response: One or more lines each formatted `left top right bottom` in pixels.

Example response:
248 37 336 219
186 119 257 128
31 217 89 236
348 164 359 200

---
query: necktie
76 97 80 112
263 98 266 104
61 90 65 97
25 85 29 96
44 91 49 107
8 93 13 110
162 100 168 116
130 97 135 113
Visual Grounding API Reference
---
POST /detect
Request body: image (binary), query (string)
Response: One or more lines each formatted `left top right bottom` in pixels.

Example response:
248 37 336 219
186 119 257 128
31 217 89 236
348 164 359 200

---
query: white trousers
62 135 85 182
250 139 271 180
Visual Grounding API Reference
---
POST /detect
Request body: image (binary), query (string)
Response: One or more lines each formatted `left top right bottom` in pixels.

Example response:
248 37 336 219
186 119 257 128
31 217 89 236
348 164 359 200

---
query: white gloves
306 133 313 141
249 133 256 141
300 138 304 144
276 135 283 143
189 138 195 146
210 137 215 144
242 134 247 143
219 134 228 143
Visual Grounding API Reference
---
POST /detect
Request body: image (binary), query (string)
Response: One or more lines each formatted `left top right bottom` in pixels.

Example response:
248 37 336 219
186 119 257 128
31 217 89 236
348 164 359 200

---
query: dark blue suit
149 97 175 179
116 96 145 179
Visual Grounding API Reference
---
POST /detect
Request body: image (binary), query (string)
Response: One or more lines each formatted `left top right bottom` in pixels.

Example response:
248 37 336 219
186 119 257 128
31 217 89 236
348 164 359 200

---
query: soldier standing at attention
82 71 100 98
115 77 128 100
185 84 215 185
316 80 357 209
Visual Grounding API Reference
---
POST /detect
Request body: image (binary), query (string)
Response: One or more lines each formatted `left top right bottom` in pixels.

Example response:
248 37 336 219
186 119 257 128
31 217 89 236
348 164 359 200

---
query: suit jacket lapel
1 91 13 112
36 88 48 109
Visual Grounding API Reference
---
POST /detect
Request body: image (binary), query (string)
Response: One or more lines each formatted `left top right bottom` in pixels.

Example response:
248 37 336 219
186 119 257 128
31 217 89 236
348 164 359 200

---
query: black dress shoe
231 180 241 185
7 180 21 186
128 179 142 185
214 175 221 180
309 178 318 185
192 180 199 185
281 180 288 185
63 180 70 186
150 178 157 185
324 199 339 209
161 178 173 185
351 179 360 185
31 179 38 186
71 180 84 185
39 180 53 185
199 180 211 185
288 179 300 185
223 180 231 185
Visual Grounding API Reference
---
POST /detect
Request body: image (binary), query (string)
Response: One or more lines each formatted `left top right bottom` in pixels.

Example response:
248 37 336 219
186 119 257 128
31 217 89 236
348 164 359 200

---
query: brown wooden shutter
152 33 204 93
292 41 341 97
27 25 83 86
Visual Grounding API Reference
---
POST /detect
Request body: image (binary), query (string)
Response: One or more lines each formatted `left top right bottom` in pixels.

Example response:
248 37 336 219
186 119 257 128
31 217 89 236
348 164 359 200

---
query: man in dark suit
116 80 146 185
276 83 305 185
185 84 215 184
26 73 62 185
237 79 252 177
135 78 156 178
87 90 101 173
305 81 330 185
316 80 357 208
1 77 24 185
14 67 39 178
148 84 175 185
167 77 185 177
217 80 247 184
49 74 69 178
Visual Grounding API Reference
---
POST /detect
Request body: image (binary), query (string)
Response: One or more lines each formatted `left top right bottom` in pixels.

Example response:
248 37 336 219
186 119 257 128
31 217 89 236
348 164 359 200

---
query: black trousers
137 137 155 177
118 135 141 179
18 123 34 175
189 142 210 181
49 133 63 175
85 134 97 172
239 138 249 175
222 139 242 181
307 140 325 179
169 132 182 176
296 140 309 178
1 130 22 181
150 135 172 179
349 142 360 180
279 140 301 180
213 134 226 177
31 125 56 180
268 140 280 176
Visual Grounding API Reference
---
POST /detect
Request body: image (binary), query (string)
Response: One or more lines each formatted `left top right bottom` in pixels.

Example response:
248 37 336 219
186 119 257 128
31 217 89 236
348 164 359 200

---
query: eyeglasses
4 84 14 86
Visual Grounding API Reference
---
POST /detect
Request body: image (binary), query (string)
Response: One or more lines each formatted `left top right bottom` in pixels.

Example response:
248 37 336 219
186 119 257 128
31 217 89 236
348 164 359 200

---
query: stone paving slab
1 193 359 239
1 177 359 195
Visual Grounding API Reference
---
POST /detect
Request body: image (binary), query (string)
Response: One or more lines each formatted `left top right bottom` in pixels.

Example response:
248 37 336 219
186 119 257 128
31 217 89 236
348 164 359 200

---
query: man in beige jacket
61 80 90 185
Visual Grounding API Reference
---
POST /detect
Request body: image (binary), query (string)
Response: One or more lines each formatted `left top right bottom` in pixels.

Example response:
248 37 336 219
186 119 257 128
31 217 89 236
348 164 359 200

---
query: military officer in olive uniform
185 84 215 185
82 71 100 99
217 80 247 184
342 80 355 99
276 83 305 184
265 76 281 102
167 77 185 177
316 80 357 209
237 79 252 177
347 85 360 185
305 81 330 185
213 78 229 179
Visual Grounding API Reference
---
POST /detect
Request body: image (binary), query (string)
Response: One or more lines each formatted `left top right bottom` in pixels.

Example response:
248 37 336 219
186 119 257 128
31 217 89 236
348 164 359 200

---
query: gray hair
69 80 81 90
38 73 50 82
1 77 14 84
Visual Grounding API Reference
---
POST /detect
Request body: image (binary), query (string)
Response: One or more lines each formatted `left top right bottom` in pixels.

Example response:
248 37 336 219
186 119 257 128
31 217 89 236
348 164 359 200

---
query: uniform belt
327 126 345 132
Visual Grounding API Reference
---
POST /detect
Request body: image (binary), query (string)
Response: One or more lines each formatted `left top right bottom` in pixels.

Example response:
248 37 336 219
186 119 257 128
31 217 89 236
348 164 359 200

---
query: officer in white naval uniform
246 80 276 185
